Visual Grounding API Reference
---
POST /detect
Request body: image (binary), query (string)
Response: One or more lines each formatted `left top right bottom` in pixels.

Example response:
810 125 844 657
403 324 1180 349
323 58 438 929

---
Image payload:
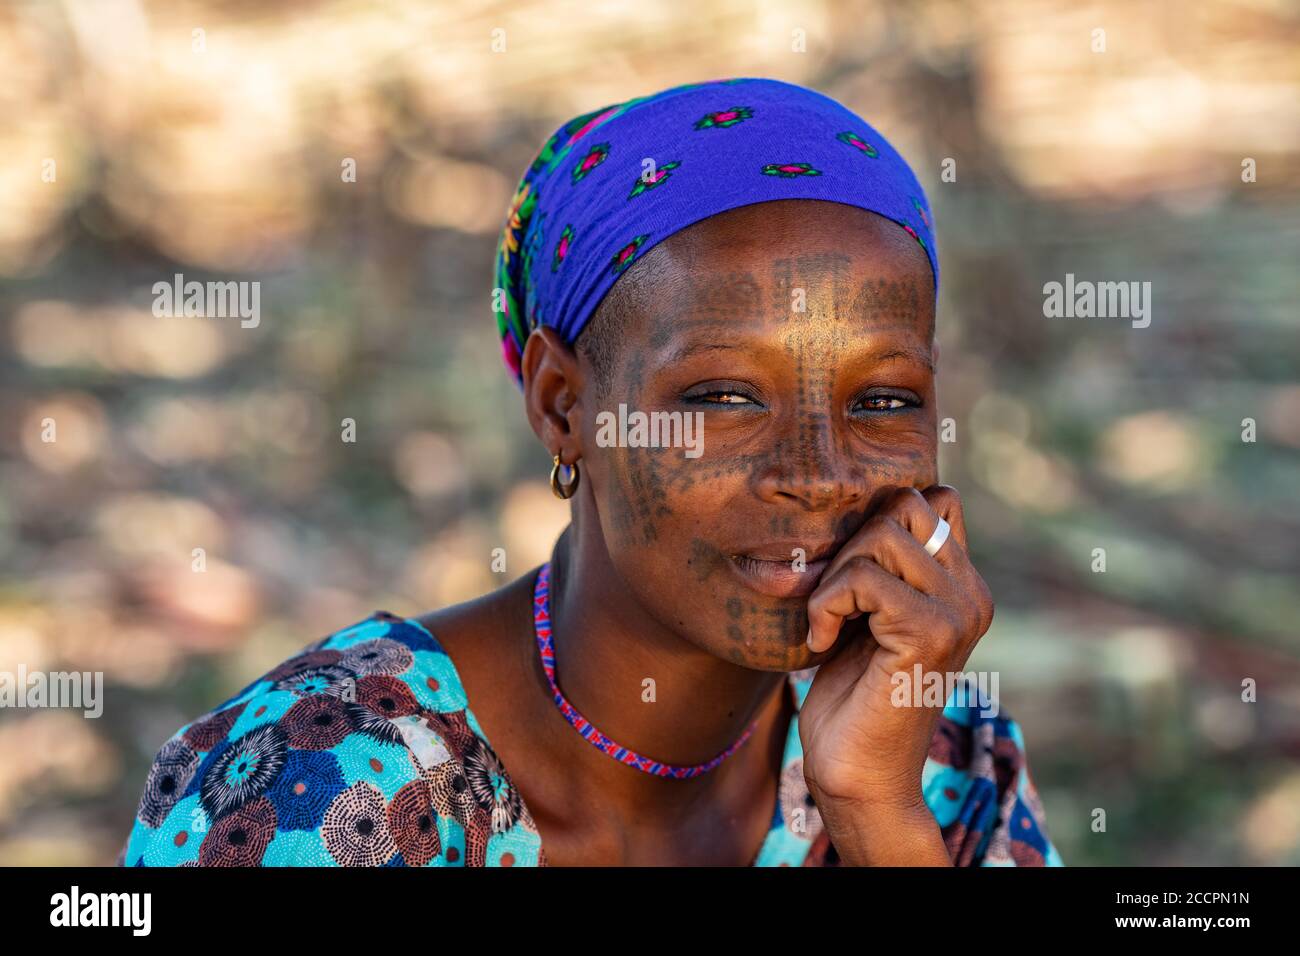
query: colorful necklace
533 561 761 779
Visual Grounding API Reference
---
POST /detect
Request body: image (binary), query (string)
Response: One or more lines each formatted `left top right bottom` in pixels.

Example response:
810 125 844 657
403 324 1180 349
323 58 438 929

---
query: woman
120 77 1062 867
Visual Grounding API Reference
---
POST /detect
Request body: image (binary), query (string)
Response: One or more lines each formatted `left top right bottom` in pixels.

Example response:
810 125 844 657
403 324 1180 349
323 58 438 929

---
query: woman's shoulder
920 680 1064 867
119 612 545 867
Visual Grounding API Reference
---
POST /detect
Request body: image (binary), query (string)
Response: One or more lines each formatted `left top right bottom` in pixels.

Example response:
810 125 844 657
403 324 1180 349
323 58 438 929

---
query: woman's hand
796 485 995 865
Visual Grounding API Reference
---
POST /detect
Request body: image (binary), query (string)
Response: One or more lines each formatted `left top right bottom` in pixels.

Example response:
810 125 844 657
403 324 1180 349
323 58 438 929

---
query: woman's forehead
616 272 936 378
647 202 933 299
615 207 935 335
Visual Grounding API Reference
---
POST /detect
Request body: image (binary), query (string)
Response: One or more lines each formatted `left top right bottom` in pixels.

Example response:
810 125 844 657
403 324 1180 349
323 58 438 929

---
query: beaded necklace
533 562 760 778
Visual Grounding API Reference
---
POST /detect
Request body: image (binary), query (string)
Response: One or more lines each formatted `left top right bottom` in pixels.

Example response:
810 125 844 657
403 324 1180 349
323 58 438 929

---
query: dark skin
419 199 994 865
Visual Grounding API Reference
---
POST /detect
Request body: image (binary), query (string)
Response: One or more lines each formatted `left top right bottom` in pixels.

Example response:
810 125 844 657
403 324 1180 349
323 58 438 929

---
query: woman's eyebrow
662 340 744 365
875 346 934 371
658 338 933 371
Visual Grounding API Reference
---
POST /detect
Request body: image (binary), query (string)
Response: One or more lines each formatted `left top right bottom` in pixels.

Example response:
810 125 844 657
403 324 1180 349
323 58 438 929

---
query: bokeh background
1 0 1298 867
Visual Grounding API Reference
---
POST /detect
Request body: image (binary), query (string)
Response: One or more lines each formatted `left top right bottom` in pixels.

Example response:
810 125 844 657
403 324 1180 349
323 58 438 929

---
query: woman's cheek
853 427 938 485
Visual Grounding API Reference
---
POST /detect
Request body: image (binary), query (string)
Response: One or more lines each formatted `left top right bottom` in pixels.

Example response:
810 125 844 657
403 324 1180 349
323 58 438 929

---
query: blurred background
1 0 1298 867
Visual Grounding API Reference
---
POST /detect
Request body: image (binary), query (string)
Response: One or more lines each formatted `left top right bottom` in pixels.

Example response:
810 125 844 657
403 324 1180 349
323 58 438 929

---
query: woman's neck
540 515 792 820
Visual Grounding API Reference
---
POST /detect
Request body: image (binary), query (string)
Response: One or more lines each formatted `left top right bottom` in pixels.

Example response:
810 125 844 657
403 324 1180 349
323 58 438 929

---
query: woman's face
576 199 938 672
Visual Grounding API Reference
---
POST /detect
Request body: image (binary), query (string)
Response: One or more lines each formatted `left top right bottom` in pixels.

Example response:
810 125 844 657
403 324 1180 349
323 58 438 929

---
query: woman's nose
752 432 868 512
777 477 863 511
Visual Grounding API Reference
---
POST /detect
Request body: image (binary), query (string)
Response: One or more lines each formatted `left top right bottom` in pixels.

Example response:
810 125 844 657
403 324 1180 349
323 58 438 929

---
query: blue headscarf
494 77 937 385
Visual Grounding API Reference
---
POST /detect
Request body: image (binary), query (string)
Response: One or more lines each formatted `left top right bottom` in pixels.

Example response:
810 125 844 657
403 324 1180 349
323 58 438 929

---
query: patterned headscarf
493 76 937 386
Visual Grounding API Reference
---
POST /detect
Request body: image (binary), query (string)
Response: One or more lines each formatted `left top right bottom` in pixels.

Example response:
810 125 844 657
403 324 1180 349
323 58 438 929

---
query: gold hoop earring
550 454 580 499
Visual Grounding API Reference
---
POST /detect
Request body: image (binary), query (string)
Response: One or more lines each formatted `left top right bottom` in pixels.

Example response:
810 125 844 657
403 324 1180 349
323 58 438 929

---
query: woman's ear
521 325 585 462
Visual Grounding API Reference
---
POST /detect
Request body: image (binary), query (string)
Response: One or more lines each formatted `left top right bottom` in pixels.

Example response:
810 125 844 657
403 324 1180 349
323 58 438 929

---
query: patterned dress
119 610 1063 867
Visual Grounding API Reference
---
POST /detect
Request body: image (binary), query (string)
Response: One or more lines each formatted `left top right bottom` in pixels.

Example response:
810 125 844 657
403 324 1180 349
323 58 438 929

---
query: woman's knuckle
935 483 962 503
862 516 898 547
842 553 875 576
897 487 929 518
926 485 963 520
864 512 893 533
891 485 923 504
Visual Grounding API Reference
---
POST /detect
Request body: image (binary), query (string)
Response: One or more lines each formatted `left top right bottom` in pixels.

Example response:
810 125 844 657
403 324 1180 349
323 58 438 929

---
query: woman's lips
729 553 830 599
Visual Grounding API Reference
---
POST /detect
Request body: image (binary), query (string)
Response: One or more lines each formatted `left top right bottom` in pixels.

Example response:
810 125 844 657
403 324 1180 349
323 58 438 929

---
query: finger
871 485 966 574
806 554 932 654
920 484 969 554
920 487 994 639
823 513 950 597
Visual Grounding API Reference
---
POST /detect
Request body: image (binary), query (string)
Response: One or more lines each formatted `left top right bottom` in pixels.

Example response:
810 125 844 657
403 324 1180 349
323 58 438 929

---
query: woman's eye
863 395 904 411
857 394 916 412
693 391 756 405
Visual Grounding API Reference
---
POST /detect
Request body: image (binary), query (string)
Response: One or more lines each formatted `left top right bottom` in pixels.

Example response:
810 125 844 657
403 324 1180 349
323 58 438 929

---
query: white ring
923 517 950 557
